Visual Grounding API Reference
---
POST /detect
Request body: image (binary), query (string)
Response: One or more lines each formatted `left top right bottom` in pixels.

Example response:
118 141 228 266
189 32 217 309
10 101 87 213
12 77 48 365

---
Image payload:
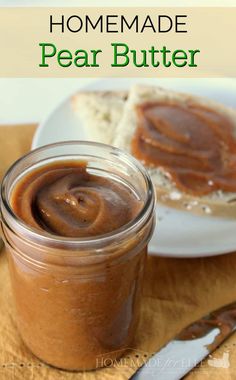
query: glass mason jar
0 141 155 371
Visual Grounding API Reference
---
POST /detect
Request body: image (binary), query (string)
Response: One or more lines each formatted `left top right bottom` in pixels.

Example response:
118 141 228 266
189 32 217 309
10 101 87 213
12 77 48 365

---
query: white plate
32 78 236 258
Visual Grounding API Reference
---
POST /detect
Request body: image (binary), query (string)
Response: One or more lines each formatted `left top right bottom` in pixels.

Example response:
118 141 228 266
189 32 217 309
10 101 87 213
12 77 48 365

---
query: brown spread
12 161 141 238
177 302 236 352
8 161 146 370
132 101 236 196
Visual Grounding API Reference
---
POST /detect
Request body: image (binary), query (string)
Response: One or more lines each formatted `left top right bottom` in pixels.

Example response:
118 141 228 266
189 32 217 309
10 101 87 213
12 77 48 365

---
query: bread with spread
72 84 236 217
113 84 236 217
72 90 127 145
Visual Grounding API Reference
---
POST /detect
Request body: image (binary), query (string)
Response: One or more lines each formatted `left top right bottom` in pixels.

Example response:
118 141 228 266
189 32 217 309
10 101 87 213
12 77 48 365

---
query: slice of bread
72 90 127 145
114 84 236 218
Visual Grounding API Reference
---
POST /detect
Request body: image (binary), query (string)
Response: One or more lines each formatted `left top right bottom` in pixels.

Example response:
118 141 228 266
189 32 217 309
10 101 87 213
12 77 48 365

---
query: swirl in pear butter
7 160 150 371
132 101 236 196
12 162 141 238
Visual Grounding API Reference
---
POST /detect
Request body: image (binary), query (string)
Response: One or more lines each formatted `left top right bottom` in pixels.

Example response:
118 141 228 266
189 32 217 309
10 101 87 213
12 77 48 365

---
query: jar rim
0 141 155 251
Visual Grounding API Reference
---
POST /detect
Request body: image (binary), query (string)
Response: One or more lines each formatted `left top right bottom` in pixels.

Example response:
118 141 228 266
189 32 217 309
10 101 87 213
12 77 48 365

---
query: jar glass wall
0 141 155 371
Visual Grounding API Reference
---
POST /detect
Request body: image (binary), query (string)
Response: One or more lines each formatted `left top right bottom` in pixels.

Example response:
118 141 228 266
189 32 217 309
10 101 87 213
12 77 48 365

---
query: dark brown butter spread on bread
132 101 236 196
